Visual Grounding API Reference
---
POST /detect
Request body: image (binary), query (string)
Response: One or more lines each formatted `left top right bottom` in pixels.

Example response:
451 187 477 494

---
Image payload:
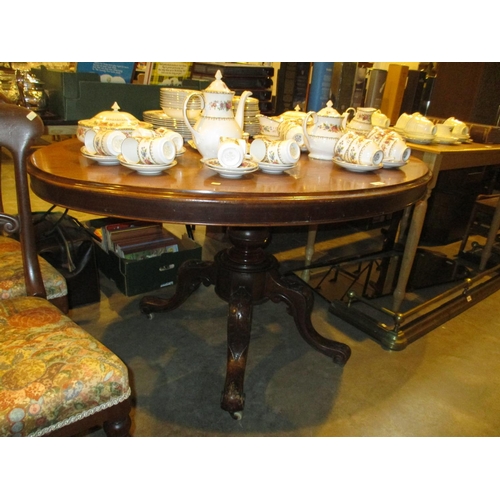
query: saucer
404 134 434 145
81 147 120 165
203 158 259 178
433 136 461 145
334 158 382 172
118 155 176 175
258 161 296 174
176 146 186 156
382 159 408 169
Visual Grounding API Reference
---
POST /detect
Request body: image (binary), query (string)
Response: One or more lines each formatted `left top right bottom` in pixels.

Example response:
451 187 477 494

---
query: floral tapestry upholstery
0 296 130 437
0 236 67 301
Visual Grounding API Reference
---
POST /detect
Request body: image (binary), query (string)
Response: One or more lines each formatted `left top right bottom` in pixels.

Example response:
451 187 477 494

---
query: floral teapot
302 100 347 160
183 70 252 159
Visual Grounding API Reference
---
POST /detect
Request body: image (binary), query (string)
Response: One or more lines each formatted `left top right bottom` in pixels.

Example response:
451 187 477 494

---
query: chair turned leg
103 415 132 437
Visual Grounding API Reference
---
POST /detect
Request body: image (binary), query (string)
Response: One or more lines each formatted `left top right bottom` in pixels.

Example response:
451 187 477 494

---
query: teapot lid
317 100 341 117
205 70 232 94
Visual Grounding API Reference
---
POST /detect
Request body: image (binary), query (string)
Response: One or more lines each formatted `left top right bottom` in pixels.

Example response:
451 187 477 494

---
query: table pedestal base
139 227 351 418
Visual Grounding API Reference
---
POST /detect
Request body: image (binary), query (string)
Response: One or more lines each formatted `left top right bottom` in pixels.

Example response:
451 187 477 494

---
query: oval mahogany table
29 139 431 418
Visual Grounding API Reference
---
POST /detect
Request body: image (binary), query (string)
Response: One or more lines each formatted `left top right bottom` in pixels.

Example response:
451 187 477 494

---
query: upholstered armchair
0 102 132 436
0 101 69 313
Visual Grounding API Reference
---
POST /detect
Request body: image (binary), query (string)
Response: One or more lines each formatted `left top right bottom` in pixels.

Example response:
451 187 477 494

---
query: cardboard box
85 218 202 296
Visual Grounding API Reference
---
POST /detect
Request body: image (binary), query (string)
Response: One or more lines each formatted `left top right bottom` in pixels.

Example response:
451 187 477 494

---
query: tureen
77 102 154 142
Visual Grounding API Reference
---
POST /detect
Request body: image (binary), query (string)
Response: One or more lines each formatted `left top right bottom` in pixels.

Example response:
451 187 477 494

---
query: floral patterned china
80 147 120 165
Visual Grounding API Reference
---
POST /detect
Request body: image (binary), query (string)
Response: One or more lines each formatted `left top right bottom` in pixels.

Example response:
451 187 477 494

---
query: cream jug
345 107 377 134
183 70 252 159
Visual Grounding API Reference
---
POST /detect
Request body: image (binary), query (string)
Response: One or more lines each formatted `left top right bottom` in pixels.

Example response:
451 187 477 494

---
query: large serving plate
334 158 382 172
118 155 176 175
80 147 120 165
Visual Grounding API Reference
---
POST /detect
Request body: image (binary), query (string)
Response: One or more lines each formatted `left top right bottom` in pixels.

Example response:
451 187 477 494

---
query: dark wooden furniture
427 63 500 125
459 194 500 271
0 103 131 436
28 138 430 418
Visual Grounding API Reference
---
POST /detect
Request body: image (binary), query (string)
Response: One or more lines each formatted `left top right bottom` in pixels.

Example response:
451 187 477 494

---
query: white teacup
443 117 469 137
217 137 246 168
130 127 156 139
345 136 383 166
434 123 454 139
367 127 410 162
121 136 176 165
154 127 184 152
334 130 361 161
452 123 469 137
85 129 126 156
394 112 414 131
371 110 390 128
250 138 300 164
405 114 437 137
378 135 411 162
138 137 176 165
278 120 306 149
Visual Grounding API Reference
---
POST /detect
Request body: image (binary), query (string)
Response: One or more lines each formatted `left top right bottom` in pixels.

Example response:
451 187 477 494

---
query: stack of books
92 220 180 261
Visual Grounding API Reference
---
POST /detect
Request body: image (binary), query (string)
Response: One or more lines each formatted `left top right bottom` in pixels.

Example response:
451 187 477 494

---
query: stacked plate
143 110 196 140
160 87 202 121
233 95 261 137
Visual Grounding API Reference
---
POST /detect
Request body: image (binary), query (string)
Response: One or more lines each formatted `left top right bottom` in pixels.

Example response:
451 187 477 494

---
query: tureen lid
281 105 306 120
205 70 232 93
84 102 140 126
317 100 341 117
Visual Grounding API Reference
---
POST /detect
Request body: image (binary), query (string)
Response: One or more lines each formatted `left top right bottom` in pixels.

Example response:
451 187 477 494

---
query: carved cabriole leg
265 269 351 366
139 259 217 315
220 287 253 417
140 226 351 418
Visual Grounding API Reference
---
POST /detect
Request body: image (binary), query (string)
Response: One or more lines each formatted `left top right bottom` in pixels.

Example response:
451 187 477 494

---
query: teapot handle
302 111 316 148
182 92 204 137
342 107 355 129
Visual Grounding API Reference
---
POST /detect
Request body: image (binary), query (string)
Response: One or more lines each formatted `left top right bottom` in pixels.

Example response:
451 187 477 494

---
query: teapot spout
234 90 253 130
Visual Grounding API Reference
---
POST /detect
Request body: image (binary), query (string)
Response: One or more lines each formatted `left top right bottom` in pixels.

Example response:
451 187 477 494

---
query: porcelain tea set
180 70 302 177
394 112 470 144
78 103 185 175
78 72 473 179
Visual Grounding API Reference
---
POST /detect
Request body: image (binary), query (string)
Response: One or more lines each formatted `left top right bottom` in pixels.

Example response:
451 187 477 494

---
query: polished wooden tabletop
410 141 500 171
29 138 431 226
